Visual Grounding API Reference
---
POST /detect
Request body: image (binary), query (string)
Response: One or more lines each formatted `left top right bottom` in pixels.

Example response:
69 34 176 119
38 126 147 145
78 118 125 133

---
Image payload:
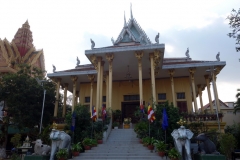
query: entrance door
177 101 188 113
121 101 140 123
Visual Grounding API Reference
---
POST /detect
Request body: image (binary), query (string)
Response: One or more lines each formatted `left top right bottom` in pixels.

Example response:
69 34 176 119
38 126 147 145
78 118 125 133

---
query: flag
102 104 107 120
91 106 97 122
148 104 156 122
71 111 76 131
140 100 145 114
162 108 168 130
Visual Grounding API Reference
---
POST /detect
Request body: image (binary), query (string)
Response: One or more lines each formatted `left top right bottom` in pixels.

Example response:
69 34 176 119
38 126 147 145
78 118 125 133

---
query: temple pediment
114 6 151 46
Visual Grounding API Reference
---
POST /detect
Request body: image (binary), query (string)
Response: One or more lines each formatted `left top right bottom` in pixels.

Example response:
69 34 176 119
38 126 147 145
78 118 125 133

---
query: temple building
0 21 45 74
47 8 226 127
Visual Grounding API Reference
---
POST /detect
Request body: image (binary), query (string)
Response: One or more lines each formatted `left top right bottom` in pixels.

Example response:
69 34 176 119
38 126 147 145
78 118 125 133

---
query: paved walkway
73 128 168 160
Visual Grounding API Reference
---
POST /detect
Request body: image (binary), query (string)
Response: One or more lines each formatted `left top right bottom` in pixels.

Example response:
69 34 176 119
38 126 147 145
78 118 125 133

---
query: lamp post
206 67 220 132
36 78 47 134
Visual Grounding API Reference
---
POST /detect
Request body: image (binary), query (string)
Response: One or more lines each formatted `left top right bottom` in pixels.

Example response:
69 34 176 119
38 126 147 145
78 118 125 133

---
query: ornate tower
12 20 34 57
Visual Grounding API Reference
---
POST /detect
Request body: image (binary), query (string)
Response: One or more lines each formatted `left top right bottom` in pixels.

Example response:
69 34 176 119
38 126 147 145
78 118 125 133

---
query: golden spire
177 118 186 126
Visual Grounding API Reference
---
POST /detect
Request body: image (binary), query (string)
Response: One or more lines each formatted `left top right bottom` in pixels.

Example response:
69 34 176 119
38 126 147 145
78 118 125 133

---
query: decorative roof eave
162 61 226 69
85 43 164 55
47 70 97 78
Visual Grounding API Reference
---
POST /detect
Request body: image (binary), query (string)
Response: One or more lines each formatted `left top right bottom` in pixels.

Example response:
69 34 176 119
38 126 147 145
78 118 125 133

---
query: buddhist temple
0 21 45 74
47 7 226 127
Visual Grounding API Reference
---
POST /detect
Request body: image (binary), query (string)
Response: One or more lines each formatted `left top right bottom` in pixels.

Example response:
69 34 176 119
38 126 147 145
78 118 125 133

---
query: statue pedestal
193 154 226 160
24 155 50 160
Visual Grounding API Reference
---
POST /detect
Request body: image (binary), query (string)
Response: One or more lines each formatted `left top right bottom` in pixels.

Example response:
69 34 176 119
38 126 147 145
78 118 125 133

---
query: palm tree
234 89 240 114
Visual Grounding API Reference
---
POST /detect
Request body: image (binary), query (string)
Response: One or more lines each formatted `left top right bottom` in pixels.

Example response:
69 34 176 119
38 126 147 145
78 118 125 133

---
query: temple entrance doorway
121 101 140 123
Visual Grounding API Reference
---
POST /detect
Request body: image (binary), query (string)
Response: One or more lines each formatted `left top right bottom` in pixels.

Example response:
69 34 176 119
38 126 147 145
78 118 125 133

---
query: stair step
74 129 161 160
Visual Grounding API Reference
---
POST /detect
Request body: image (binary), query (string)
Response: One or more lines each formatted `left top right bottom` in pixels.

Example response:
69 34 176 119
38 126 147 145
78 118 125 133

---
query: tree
227 8 240 52
234 89 240 114
0 64 56 146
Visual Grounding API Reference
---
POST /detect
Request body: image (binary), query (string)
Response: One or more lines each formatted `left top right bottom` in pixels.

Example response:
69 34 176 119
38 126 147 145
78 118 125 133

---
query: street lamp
206 67 220 132
36 78 47 134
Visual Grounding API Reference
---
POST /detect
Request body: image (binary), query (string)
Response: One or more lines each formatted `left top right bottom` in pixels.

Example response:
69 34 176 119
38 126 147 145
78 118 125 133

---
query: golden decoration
52 122 58 129
177 118 186 126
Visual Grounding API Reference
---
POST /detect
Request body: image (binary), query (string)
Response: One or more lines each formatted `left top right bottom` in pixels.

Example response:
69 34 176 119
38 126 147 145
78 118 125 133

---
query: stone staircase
74 129 167 160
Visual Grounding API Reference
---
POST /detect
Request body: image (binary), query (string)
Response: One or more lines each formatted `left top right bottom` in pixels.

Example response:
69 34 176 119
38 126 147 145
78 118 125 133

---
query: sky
0 0 240 107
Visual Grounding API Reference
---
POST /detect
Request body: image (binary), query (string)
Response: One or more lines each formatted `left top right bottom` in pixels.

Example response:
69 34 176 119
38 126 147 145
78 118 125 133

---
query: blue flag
162 108 168 130
71 111 76 131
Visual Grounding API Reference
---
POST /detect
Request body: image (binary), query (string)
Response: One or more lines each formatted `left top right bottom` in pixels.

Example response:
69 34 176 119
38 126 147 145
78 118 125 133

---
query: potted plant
56 148 69 160
82 138 92 150
94 132 103 144
147 137 156 150
168 148 181 160
154 140 167 157
113 121 119 129
71 142 82 156
123 118 131 129
91 139 98 147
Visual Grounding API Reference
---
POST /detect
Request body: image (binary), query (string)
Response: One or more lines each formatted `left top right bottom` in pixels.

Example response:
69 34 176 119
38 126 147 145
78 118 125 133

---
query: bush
219 133 236 159
225 122 240 148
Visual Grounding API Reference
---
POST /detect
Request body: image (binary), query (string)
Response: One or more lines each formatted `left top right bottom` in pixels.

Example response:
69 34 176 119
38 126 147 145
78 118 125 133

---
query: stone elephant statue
195 133 219 154
171 126 194 160
49 129 71 160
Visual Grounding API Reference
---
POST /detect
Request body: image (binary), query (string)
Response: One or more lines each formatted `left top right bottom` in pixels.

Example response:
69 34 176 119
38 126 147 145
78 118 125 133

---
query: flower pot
72 151 80 156
97 140 103 144
158 151 165 157
84 145 91 150
124 124 130 129
147 145 154 150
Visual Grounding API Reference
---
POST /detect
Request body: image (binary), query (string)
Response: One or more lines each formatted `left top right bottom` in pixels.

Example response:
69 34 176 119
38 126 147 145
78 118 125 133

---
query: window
85 97 90 103
158 93 166 100
103 96 106 102
124 95 139 101
177 92 185 99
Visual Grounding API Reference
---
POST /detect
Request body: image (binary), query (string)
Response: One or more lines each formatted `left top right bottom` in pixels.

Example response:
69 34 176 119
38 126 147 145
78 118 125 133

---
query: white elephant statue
171 125 194 160
49 129 71 160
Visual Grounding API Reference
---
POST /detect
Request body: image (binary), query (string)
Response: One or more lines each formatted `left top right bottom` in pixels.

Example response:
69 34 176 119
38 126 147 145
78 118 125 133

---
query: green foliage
219 133 236 159
112 121 119 127
227 9 240 52
56 148 69 159
0 64 56 130
234 90 240 114
71 142 82 152
134 121 148 139
39 124 52 145
148 102 180 144
225 122 240 148
65 104 108 143
82 138 93 146
94 131 103 140
10 133 21 147
65 104 91 143
154 140 167 152
112 109 122 122
10 153 21 160
168 148 181 159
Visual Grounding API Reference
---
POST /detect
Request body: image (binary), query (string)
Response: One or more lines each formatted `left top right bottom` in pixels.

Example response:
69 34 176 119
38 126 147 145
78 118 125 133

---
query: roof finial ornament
52 64 56 73
90 39 95 49
76 56 80 66
216 52 220 61
130 3 133 20
155 33 159 44
111 37 115 45
124 11 127 28
185 48 190 59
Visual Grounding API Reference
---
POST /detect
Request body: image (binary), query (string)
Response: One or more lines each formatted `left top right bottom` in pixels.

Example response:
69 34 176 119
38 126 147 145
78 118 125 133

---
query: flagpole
149 120 150 137
91 119 94 139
